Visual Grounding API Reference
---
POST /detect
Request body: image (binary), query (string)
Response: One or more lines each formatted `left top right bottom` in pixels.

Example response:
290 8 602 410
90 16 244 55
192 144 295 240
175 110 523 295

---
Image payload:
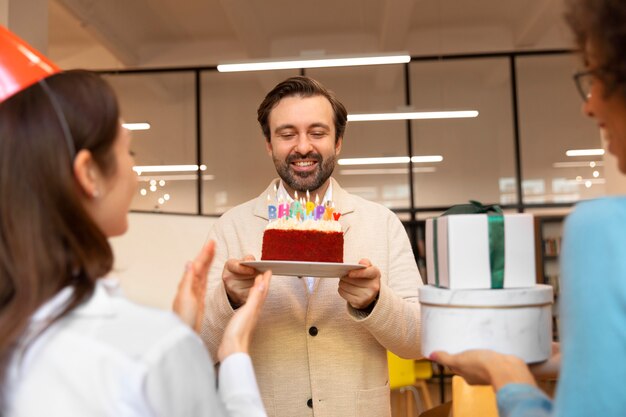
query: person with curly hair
430 1 626 416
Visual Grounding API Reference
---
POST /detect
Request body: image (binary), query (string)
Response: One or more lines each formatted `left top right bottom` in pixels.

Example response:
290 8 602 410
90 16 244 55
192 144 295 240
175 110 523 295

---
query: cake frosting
265 218 342 232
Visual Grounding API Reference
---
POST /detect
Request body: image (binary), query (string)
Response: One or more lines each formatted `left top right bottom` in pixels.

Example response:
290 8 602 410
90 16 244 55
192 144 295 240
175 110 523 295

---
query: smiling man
201 76 423 417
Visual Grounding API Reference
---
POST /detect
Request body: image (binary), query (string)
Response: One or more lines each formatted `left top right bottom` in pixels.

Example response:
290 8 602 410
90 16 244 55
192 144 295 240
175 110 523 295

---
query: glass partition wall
101 49 602 223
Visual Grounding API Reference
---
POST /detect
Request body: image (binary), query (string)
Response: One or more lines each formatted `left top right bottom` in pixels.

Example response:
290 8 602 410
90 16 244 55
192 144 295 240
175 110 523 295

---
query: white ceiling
48 0 573 70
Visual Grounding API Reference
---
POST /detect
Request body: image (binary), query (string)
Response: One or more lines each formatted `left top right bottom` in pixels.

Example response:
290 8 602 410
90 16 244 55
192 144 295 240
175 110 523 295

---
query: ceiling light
339 167 436 175
137 174 215 181
570 177 604 184
133 164 207 174
411 155 443 163
566 149 605 157
348 110 478 122
122 122 151 131
553 161 604 168
217 52 410 72
338 155 443 166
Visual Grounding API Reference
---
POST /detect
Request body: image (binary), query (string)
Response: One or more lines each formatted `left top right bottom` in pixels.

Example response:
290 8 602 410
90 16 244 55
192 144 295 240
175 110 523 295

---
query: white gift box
420 285 553 363
425 213 536 289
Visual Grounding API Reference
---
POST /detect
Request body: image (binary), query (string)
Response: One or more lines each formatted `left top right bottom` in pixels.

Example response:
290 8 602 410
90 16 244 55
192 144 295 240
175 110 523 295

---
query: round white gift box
419 284 553 363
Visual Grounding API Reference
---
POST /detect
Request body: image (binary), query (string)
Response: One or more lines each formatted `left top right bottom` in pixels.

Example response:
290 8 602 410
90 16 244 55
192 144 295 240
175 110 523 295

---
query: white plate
241 260 365 278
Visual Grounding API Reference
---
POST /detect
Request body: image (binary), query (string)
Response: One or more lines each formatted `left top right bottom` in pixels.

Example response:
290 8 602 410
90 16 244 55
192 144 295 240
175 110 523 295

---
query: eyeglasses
573 70 596 102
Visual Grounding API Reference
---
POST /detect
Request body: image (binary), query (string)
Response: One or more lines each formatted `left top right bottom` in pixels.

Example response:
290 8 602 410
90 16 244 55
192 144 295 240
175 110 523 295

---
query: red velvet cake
261 219 343 263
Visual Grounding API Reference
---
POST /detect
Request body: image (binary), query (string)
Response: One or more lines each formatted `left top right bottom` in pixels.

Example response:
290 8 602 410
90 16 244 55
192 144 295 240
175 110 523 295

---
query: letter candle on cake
260 189 345 263
277 196 289 219
267 193 277 220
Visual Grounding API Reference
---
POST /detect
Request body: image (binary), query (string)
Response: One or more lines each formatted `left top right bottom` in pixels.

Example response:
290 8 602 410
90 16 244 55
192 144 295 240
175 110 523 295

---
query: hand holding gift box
421 202 552 363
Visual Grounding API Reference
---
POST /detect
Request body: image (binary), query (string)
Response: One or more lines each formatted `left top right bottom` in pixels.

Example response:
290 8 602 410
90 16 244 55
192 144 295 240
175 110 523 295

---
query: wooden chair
451 375 499 417
414 359 434 410
388 352 434 415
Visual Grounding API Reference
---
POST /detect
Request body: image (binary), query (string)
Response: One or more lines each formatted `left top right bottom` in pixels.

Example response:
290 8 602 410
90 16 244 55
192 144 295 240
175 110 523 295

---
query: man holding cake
201 76 422 416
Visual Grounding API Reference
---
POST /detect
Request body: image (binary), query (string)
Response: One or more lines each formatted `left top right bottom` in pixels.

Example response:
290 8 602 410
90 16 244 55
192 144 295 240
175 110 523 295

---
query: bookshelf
534 215 565 341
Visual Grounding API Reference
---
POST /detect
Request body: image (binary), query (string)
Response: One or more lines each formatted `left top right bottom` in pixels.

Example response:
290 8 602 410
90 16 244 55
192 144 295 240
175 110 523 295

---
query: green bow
432 200 505 288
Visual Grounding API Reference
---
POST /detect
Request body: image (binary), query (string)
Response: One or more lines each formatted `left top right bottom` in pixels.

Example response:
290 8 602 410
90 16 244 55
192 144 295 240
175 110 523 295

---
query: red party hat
0 25 60 103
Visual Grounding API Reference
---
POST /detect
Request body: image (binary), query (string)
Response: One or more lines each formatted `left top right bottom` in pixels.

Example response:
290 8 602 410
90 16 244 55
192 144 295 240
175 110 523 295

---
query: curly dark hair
566 0 626 100
257 76 348 144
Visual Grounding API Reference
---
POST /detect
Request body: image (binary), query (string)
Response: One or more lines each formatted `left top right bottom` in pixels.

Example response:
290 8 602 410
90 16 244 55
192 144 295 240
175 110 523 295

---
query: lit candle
315 204 325 220
324 202 334 221
278 197 289 219
305 200 315 217
290 200 304 221
331 202 341 220
267 193 277 220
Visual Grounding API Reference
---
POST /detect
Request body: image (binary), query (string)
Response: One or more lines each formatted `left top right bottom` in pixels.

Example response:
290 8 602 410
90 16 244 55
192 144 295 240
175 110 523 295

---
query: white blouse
6 277 266 417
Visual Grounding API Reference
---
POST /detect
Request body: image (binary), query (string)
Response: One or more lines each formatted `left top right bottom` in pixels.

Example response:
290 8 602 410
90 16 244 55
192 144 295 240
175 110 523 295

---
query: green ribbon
432 200 505 289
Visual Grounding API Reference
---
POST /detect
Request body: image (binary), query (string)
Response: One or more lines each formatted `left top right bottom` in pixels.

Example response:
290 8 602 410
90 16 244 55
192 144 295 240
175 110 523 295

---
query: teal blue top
497 197 626 417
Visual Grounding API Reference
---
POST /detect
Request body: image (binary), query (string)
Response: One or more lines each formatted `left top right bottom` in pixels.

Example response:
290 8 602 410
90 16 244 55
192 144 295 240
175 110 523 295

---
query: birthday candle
314 204 325 220
278 199 290 218
324 203 334 221
290 200 304 220
267 193 277 220
305 200 315 216
331 202 341 220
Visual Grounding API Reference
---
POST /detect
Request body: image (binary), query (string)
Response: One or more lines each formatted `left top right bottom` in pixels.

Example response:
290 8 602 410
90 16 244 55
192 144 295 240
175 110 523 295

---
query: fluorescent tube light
338 155 443 166
565 149 605 157
137 174 215 181
133 164 207 174
348 110 478 121
123 122 151 131
217 53 410 72
553 161 604 168
568 178 605 184
339 157 409 165
411 155 443 163
339 167 436 175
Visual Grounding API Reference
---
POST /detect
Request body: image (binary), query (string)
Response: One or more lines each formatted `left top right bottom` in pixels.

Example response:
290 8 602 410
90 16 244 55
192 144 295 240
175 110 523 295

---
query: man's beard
273 151 336 193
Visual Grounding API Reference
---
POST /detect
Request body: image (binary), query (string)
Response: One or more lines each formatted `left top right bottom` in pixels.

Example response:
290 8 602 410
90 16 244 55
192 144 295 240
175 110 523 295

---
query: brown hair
257 76 348 143
566 0 626 100
0 70 119 403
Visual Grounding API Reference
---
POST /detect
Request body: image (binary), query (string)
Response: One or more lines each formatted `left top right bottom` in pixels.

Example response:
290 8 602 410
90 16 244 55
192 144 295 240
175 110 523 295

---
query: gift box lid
419 284 553 307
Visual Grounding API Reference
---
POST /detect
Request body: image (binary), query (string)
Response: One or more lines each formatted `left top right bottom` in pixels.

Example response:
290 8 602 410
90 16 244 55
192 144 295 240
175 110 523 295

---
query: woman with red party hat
0 26 270 416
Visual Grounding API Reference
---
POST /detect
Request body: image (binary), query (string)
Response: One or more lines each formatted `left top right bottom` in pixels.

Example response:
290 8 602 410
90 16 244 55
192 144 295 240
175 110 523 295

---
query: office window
516 54 605 203
201 71 298 214
104 72 198 214
308 65 411 209
409 58 516 208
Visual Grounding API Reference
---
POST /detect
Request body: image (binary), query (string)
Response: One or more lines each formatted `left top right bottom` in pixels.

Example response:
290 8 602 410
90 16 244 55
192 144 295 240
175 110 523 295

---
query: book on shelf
543 237 562 257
